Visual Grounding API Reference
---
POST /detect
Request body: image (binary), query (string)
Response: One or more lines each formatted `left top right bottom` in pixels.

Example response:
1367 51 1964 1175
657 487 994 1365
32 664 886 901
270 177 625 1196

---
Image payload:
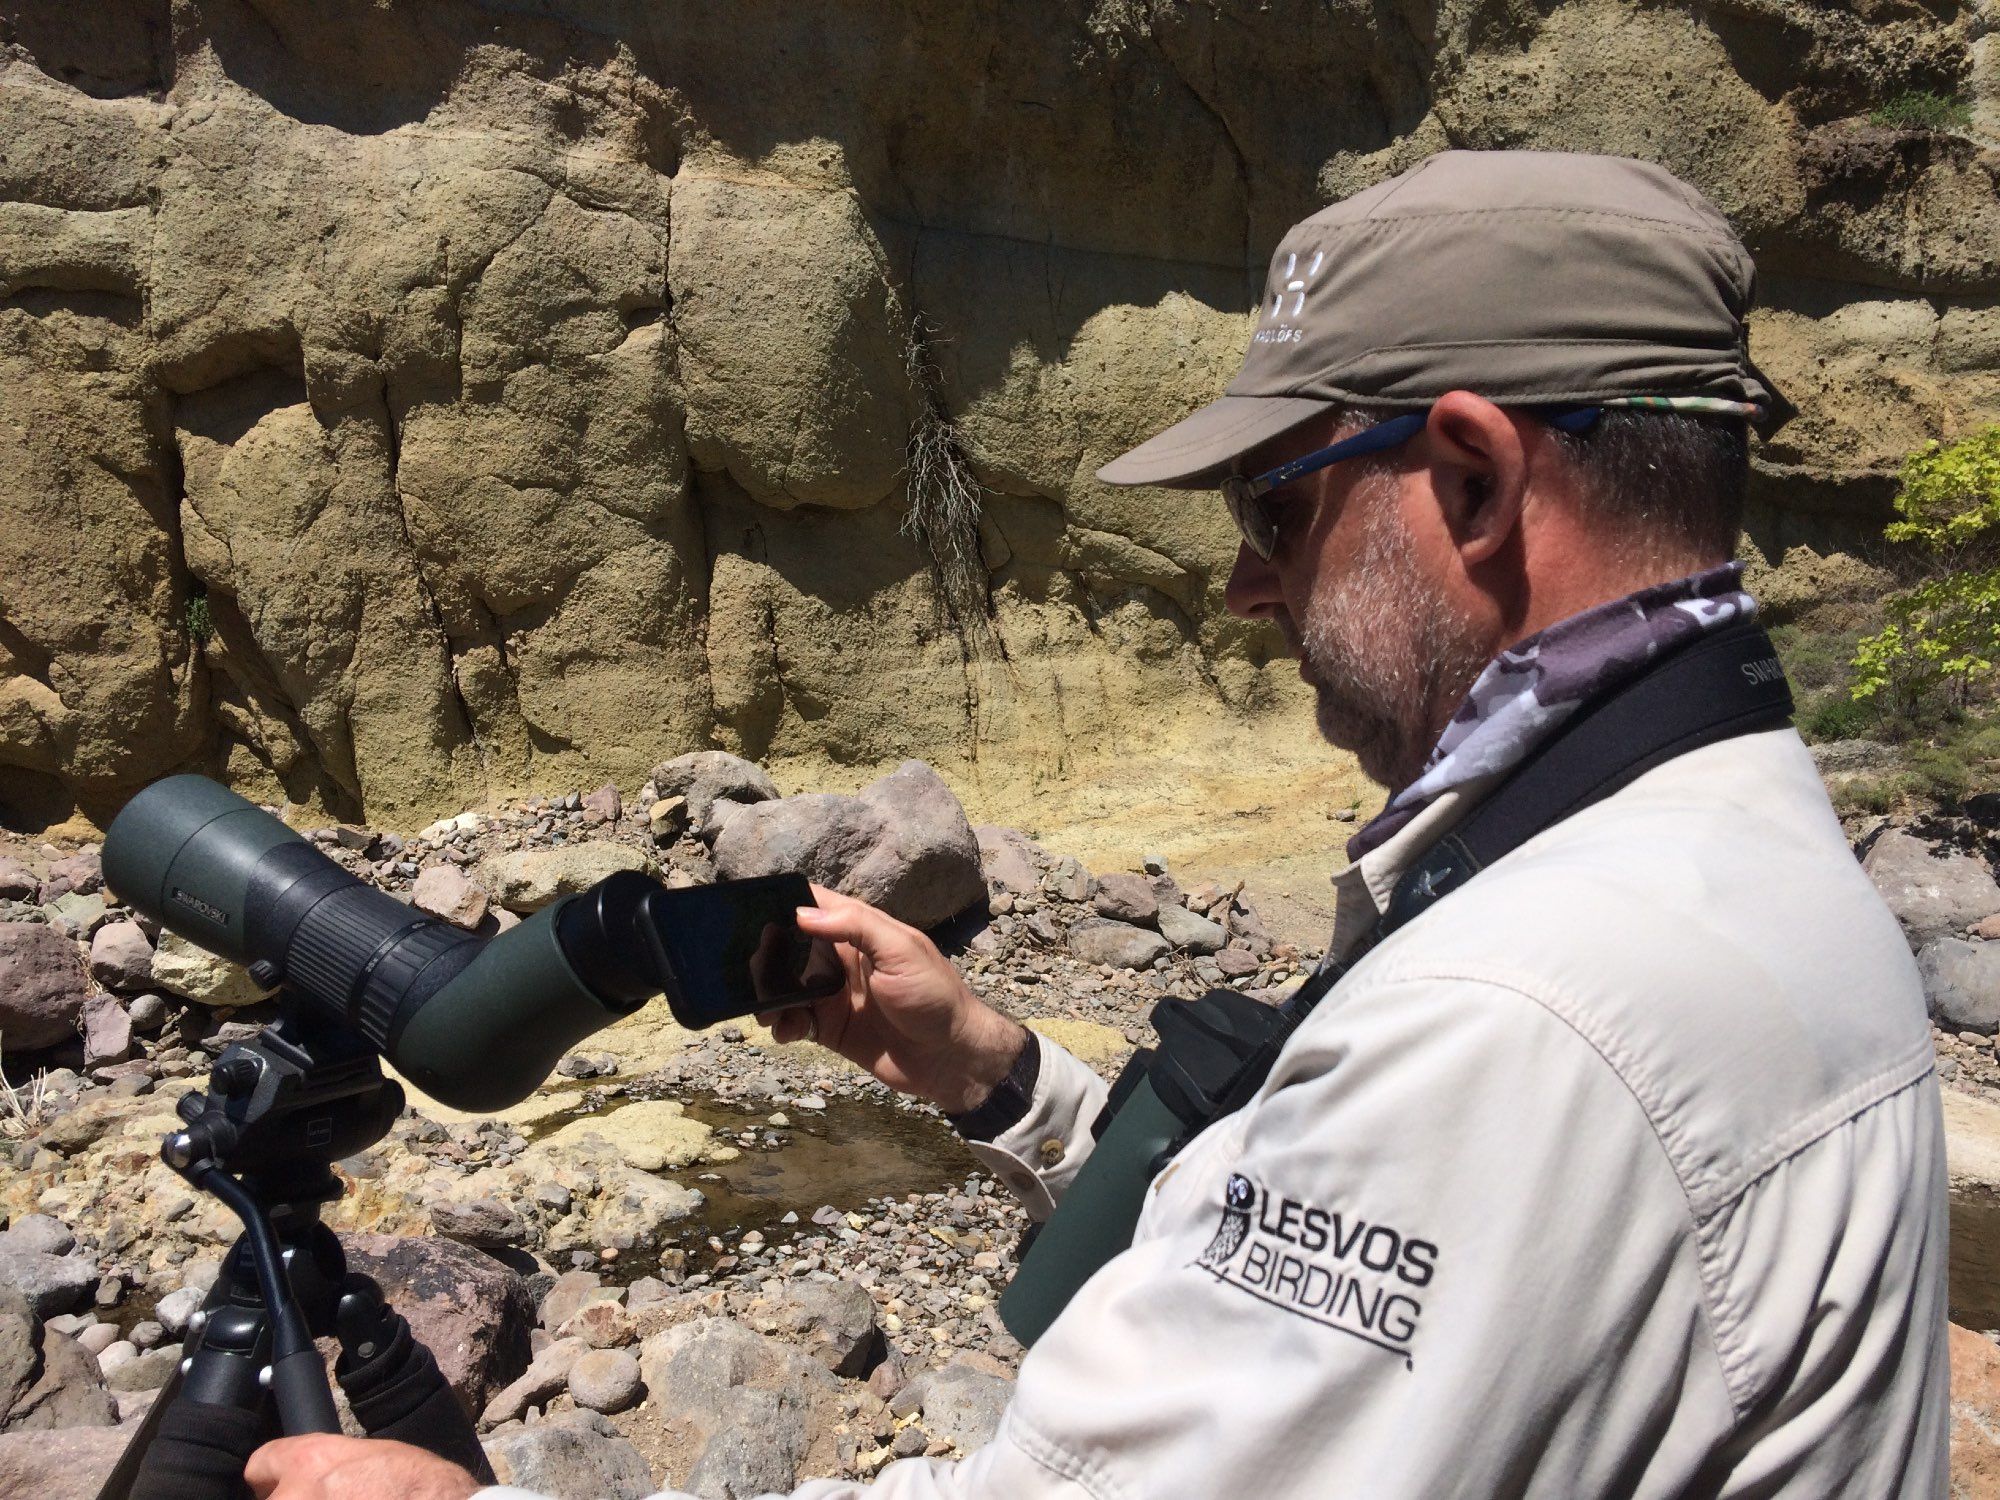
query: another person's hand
760 884 1027 1115
246 1435 480 1500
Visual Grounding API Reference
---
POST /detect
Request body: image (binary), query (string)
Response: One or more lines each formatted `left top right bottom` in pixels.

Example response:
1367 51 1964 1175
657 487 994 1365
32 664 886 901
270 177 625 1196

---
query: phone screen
639 873 845 1030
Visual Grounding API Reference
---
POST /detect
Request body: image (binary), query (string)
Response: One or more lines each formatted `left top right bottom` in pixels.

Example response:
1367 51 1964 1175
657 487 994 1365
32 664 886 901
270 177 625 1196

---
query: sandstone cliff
0 0 1996 828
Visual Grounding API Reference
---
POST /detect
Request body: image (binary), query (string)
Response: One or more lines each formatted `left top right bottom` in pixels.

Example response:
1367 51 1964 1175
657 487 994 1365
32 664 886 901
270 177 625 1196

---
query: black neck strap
1286 620 1794 1018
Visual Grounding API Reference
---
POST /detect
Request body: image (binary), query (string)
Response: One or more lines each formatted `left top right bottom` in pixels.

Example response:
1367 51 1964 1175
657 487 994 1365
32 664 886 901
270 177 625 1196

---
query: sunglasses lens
1223 480 1276 560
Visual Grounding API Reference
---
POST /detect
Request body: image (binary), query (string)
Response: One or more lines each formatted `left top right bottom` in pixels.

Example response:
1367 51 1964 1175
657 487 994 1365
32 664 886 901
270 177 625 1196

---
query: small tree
1850 426 2000 723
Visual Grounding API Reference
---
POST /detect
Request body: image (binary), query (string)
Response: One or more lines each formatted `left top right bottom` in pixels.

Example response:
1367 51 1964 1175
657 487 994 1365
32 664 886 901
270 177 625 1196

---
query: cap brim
1095 395 1334 488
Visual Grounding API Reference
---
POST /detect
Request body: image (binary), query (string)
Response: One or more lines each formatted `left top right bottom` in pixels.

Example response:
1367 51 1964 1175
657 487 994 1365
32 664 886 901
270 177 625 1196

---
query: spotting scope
102 776 673 1111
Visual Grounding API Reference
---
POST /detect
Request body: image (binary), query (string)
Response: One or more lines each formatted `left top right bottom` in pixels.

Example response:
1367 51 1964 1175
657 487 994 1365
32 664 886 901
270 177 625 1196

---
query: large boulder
478 843 656 914
0 1289 116 1432
652 751 782 834
1092 872 1158 927
482 1408 655 1500
0 921 90 1049
1863 831 2000 947
890 1358 1014 1454
738 1280 883 1376
0 1250 98 1321
1920 939 2000 1034
712 760 983 930
973 826 1043 897
337 1234 534 1415
0 1422 133 1500
638 1319 830 1497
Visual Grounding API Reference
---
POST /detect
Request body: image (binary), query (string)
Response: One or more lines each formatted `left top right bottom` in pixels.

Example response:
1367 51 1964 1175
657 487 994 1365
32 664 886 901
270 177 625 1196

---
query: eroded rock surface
3 3 1996 828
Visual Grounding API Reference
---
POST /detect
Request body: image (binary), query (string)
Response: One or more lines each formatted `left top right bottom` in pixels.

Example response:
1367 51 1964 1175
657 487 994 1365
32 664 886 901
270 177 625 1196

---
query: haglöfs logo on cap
1254 249 1323 346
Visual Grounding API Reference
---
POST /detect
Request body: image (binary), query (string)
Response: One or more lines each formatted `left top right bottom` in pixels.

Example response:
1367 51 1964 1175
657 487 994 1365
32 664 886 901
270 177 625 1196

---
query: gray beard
1293 492 1487 792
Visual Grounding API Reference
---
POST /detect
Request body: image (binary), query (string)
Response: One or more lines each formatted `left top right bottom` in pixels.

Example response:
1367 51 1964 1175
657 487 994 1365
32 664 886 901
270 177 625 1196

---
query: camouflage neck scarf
1347 562 1758 861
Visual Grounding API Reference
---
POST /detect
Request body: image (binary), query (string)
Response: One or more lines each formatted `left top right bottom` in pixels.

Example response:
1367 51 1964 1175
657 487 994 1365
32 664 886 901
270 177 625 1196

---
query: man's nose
1224 542 1283 619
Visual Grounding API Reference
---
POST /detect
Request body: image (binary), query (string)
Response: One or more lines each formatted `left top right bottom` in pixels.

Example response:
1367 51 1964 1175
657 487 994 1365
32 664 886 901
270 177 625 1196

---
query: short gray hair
1547 410 1749 562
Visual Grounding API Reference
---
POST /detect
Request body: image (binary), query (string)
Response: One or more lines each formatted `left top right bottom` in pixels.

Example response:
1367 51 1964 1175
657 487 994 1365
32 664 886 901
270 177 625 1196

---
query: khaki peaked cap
1098 150 1788 488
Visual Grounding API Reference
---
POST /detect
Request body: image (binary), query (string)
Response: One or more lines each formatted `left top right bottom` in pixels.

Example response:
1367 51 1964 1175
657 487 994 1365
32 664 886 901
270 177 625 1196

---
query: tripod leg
333 1275 494 1484
104 1250 276 1500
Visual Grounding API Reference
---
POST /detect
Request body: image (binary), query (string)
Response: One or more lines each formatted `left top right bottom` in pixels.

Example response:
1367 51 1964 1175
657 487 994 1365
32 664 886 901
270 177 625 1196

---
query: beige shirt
485 728 1948 1500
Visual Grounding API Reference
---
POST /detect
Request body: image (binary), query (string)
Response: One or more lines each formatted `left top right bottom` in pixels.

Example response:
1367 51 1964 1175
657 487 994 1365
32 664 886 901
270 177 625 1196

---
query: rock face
3 2 1991 829
0 1423 134 1500
0 1289 117 1432
713 760 984 930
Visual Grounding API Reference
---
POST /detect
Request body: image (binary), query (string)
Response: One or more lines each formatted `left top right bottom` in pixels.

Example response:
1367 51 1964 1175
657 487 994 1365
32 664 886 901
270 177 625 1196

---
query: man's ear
1422 391 1529 568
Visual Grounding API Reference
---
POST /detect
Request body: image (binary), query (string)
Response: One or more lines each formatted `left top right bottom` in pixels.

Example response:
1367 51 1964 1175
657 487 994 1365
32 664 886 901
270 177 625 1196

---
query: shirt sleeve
957 1035 1109 1222
478 970 1721 1500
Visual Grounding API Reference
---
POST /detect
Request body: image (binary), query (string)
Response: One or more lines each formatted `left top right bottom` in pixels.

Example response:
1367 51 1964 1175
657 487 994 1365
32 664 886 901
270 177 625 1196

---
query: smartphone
638 873 846 1030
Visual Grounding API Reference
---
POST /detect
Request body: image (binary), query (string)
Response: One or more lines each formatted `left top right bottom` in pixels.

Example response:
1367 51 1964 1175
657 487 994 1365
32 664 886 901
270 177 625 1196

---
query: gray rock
1157 904 1227 954
0 1289 116 1433
567 1347 643 1413
687 1411 808 1500
429 1196 530 1248
126 1322 163 1353
0 1250 98 1319
899 1359 1013 1453
1214 946 1261 979
42 853 101 899
1918 938 2000 1033
0 921 92 1050
94 1342 136 1378
103 1346 179 1393
1092 872 1158 926
639 1319 825 1494
48 891 109 938
483 1409 655 1500
538 1271 615 1333
411 865 490 930
0 1420 132 1499
743 1280 882 1376
74 1324 119 1358
1066 918 1171 970
712 760 984 930
0 859 36 902
80 994 132 1069
481 1336 585 1428
1043 856 1092 902
1 1215 74 1257
124 993 168 1032
652 751 783 833
152 1287 203 1338
86 921 153 993
973 826 1042 896
1863 830 2000 946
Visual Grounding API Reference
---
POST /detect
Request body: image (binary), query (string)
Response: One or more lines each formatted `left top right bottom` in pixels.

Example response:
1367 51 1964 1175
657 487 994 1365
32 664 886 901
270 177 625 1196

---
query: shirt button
1038 1137 1065 1167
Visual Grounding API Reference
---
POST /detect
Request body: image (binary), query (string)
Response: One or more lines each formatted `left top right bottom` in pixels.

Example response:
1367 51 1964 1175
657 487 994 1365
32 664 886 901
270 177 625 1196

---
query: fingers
246 1434 339 1498
795 894 909 956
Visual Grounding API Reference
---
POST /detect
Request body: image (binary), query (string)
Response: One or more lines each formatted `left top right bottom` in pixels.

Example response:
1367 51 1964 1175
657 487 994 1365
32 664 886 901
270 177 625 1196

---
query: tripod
96 1009 495 1500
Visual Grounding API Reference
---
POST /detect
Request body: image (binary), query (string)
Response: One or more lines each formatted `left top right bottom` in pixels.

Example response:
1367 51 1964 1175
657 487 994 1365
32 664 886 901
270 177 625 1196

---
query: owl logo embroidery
1199 1174 1257 1269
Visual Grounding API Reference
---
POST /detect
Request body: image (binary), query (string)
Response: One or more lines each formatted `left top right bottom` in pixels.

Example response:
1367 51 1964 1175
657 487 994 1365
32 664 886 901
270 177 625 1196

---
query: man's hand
246 1434 482 1500
760 884 1028 1115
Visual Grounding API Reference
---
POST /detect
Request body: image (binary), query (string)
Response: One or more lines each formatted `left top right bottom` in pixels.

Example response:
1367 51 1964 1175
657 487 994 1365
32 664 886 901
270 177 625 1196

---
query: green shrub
184 591 214 645
1849 426 2000 724
1800 693 1878 743
1869 91 1973 131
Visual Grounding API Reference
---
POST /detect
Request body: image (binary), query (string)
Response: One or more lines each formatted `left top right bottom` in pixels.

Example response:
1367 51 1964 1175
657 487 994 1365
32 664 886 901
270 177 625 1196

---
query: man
248 151 1947 1499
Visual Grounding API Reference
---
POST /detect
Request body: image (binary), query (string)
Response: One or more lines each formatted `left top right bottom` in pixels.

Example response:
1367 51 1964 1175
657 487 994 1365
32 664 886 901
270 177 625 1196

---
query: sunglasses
1221 405 1603 561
